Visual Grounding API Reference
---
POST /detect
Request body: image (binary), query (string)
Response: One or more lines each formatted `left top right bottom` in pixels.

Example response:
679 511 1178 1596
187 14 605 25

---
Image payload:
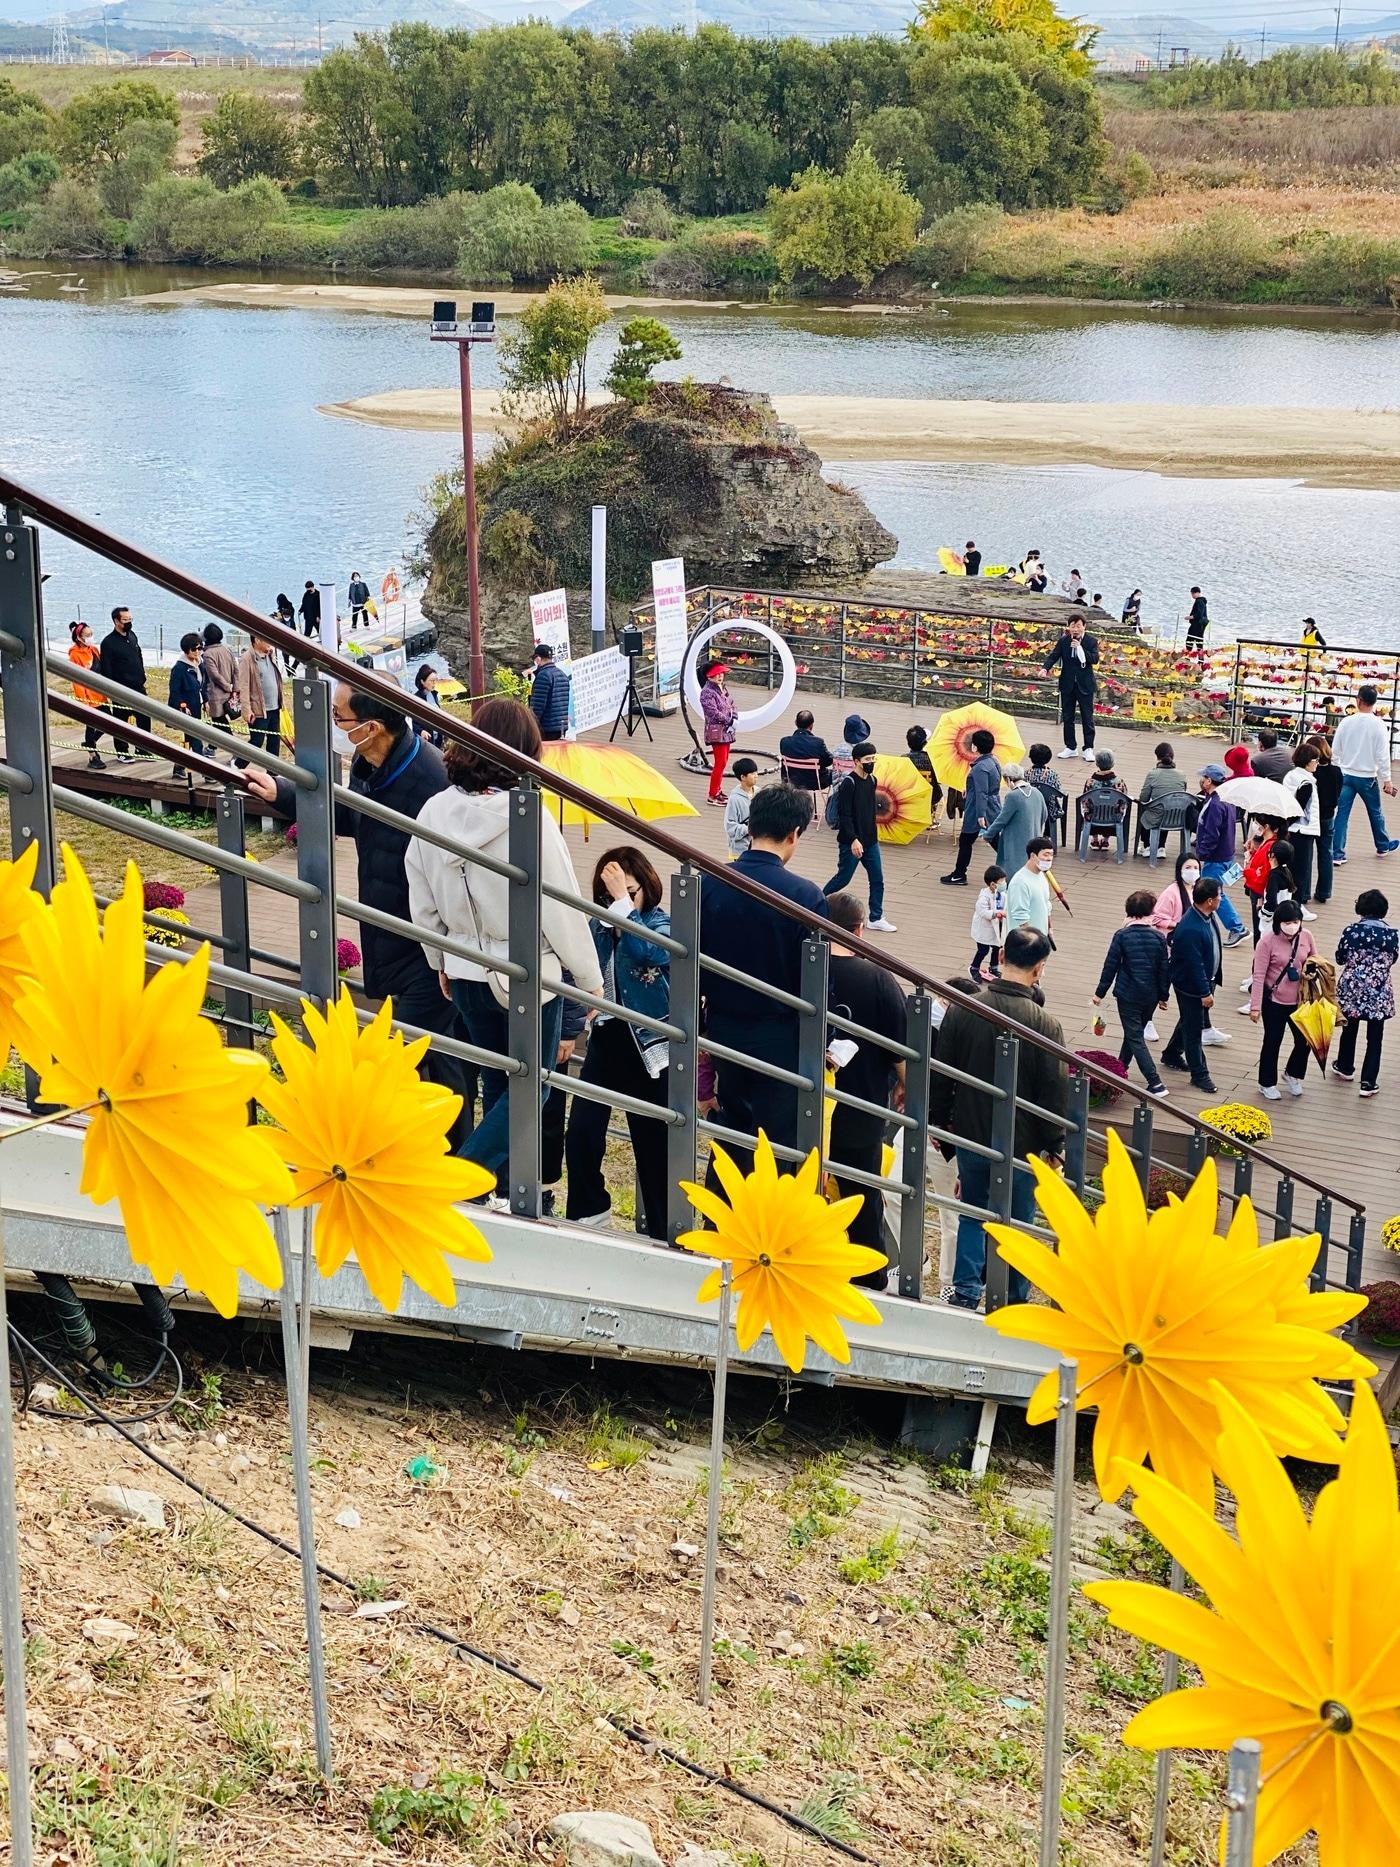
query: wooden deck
39 695 1400 1288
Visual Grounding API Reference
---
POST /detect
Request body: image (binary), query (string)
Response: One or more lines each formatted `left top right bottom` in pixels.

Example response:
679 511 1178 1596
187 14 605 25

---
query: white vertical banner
591 505 607 650
318 581 340 657
651 556 686 707
529 587 571 667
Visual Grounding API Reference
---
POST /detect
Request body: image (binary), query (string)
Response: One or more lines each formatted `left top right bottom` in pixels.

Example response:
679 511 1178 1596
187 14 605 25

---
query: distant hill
564 0 917 37
1093 10 1400 69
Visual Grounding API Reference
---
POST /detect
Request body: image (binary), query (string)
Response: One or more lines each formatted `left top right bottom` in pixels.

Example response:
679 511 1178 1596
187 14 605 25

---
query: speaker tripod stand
610 651 652 742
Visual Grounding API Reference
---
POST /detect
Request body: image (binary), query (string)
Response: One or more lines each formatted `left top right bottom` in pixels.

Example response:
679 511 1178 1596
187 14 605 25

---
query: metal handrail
0 472 1366 1223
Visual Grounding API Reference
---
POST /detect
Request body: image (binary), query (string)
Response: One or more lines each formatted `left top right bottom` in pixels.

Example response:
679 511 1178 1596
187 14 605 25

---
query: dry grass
1 1323 1231 1867
3 61 304 166
1107 105 1400 187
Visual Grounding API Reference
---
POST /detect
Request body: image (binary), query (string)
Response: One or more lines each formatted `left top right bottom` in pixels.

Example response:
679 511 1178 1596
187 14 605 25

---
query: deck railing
0 475 1367 1316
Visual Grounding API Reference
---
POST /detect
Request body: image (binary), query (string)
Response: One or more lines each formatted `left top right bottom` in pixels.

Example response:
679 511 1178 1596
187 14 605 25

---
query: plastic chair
1031 781 1069 850
779 756 832 823
1077 788 1130 862
1140 790 1198 868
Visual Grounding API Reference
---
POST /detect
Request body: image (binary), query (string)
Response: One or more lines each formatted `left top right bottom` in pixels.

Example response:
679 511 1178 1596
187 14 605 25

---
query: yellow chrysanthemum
1086 1381 1400 1867
678 1131 885 1372
259 992 494 1312
982 1130 1373 1510
16 846 290 1317
0 839 48 1069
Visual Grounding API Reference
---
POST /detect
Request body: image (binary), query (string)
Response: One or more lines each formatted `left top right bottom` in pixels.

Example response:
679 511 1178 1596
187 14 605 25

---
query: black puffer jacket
97 626 146 695
273 728 448 998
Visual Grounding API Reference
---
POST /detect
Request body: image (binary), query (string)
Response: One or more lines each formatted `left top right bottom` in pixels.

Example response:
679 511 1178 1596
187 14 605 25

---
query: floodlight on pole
430 298 496 709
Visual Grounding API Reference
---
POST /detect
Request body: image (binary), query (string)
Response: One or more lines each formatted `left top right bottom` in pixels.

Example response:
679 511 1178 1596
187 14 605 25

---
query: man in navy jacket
1161 875 1224 1092
1194 761 1247 940
1043 613 1100 758
528 643 572 741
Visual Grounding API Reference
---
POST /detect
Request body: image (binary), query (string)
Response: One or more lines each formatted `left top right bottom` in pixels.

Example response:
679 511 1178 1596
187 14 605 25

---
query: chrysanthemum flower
1086 1380 1400 1867
982 1131 1373 1510
0 839 46 1069
260 993 494 1312
678 1132 885 1372
17 846 291 1316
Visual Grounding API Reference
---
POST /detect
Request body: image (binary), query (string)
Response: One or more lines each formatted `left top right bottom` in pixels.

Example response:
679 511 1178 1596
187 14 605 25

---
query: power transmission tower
1334 2 1342 48
1155 27 1164 69
50 12 71 65
1259 25 1267 60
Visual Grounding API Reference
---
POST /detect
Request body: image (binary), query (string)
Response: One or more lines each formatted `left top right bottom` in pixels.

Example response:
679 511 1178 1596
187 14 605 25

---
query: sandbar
318 388 1400 491
134 280 757 316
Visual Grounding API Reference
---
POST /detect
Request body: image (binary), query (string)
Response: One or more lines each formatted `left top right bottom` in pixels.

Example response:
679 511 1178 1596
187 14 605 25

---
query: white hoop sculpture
682 618 798 736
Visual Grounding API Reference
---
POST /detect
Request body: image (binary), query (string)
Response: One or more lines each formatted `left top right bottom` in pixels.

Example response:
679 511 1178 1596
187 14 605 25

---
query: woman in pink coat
699 659 738 805
1151 851 1225 1050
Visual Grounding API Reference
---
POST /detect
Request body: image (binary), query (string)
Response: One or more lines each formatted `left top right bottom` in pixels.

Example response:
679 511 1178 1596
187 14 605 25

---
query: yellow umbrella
539 741 699 834
871 754 933 846
928 702 1026 796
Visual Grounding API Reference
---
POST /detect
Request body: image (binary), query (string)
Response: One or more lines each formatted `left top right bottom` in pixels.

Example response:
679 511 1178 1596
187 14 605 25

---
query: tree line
1151 46 1400 112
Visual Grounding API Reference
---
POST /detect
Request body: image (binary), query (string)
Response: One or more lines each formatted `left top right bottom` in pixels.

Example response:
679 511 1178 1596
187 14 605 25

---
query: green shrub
0 77 54 166
1137 208 1277 301
0 149 59 214
647 227 776 292
604 315 682 403
912 202 1004 280
128 175 287 265
98 116 178 220
768 144 919 289
252 220 342 267
199 90 298 189
1288 231 1400 307
618 186 677 240
336 193 472 272
457 182 593 285
12 179 117 258
1117 149 1156 201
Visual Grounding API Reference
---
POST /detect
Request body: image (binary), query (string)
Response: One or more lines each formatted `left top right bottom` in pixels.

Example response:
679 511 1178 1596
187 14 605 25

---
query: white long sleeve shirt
1331 710 1393 782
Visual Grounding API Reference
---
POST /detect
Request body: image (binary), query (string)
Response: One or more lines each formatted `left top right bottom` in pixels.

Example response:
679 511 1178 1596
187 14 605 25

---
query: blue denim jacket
591 903 672 1065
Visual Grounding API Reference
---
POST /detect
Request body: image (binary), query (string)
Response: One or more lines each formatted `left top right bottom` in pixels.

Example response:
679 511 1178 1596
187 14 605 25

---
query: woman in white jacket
406 698 603 1179
1282 743 1322 911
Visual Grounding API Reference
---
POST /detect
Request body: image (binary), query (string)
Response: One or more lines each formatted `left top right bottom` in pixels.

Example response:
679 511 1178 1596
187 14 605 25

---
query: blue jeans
1201 860 1244 935
1333 775 1391 857
952 1148 1035 1309
450 979 564 1181
824 841 884 919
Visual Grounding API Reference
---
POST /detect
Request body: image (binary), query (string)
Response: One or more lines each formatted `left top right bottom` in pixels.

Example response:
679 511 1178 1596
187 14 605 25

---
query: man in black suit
1044 612 1100 760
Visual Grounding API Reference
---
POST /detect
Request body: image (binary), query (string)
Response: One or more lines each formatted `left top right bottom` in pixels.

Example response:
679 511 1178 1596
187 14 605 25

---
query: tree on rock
499 277 610 427
604 318 683 404
767 145 918 290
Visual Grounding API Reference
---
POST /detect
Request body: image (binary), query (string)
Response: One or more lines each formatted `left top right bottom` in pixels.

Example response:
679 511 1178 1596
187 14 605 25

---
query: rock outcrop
423 382 895 678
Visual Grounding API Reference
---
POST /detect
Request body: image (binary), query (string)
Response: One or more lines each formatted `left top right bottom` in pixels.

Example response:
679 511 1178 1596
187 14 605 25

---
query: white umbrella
1215 776 1302 819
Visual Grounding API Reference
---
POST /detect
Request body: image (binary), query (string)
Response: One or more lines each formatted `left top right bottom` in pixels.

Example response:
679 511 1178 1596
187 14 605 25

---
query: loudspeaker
619 625 644 657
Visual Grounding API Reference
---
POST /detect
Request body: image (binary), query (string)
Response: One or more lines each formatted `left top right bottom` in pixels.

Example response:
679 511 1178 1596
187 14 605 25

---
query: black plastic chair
1139 790 1199 868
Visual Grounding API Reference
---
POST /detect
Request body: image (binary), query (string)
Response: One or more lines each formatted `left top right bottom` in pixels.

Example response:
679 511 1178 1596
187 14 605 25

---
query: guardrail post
507 785 544 1219
1346 1211 1366 1295
217 791 253 1049
1311 1194 1333 1291
910 610 919 708
1130 1100 1154 1196
1228 641 1243 745
1187 1129 1209 1178
1230 1154 1253 1215
986 1030 1019 1314
290 677 338 1010
838 603 847 699
983 617 993 703
795 936 829 1169
666 866 700 1246
1065 1063 1089 1197
1272 1173 1295 1242
898 992 933 1301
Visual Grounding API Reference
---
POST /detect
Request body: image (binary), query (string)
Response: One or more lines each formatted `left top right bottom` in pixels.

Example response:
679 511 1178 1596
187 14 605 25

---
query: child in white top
724 758 759 858
970 865 1007 982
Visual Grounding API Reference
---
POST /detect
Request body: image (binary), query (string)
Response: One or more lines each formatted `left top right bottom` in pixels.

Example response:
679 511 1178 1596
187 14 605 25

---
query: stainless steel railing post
665 867 701 1245
506 786 544 1219
217 791 254 1049
290 677 338 1011
985 1031 1019 1313
897 992 933 1300
795 936 829 1167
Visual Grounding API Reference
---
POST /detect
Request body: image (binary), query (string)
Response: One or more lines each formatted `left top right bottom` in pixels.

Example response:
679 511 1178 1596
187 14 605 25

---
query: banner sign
570 646 628 736
651 556 687 704
529 587 572 667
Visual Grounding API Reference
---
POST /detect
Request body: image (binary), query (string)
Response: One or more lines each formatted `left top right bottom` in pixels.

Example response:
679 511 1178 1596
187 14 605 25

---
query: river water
2 262 1396 651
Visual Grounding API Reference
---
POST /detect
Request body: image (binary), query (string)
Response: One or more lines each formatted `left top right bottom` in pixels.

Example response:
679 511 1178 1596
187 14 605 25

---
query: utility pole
1259 24 1266 60
102 5 110 65
318 14 324 57
1155 27 1164 69
1334 2 1342 49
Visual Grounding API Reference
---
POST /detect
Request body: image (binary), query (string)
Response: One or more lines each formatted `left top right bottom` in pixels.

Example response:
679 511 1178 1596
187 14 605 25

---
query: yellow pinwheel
0 839 46 1070
1086 1381 1400 1867
16 846 291 1317
678 1132 885 1372
982 1130 1373 1510
259 993 495 1312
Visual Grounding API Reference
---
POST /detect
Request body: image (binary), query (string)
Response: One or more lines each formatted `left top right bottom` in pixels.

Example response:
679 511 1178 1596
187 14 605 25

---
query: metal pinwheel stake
697 1262 732 1709
1148 1560 1186 1867
0 1179 35 1867
1038 1359 1077 1867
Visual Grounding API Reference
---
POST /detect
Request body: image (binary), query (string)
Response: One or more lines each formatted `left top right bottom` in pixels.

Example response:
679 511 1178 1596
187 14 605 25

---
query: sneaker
117 753 136 764
1237 1002 1253 1014
1082 748 1096 761
939 874 968 886
1282 1075 1304 1097
486 1194 511 1214
1191 1076 1217 1094
969 966 986 984
1331 1065 1355 1082
87 753 105 769
1148 1082 1169 1098
1057 747 1078 759
1360 1084 1380 1097
947 1291 981 1312
1261 1084 1282 1100
1240 978 1252 991
540 1189 556 1217
1224 929 1249 949
1333 853 1348 865
1300 906 1317 921
1381 840 1400 855
708 793 729 807
1143 1021 1159 1042
574 1209 613 1230
868 917 897 933
171 767 187 780
1201 1028 1232 1046
937 1282 958 1305
1162 1056 1188 1073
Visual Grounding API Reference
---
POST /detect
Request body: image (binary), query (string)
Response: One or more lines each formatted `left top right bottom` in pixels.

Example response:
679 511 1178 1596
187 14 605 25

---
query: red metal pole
459 339 485 709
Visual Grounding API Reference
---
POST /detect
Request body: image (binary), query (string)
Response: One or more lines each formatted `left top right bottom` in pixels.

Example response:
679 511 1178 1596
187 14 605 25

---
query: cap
1199 762 1229 782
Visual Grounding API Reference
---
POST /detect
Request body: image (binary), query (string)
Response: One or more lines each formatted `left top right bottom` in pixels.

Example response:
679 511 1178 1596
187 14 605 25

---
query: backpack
825 774 850 829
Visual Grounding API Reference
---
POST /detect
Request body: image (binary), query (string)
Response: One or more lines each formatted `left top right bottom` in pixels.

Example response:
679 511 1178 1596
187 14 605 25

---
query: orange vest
68 641 104 709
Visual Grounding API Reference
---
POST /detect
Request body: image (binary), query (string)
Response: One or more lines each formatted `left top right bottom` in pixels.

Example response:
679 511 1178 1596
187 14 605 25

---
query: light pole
430 300 495 708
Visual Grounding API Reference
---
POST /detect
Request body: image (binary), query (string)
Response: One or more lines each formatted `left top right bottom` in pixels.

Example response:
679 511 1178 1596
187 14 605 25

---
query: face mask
1037 856 1054 872
332 724 364 758
1182 868 1200 885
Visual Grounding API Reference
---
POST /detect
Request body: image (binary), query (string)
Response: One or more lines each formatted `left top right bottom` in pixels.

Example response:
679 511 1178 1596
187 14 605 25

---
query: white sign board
651 556 687 706
318 580 340 657
569 646 628 736
529 587 571 667
591 506 607 644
